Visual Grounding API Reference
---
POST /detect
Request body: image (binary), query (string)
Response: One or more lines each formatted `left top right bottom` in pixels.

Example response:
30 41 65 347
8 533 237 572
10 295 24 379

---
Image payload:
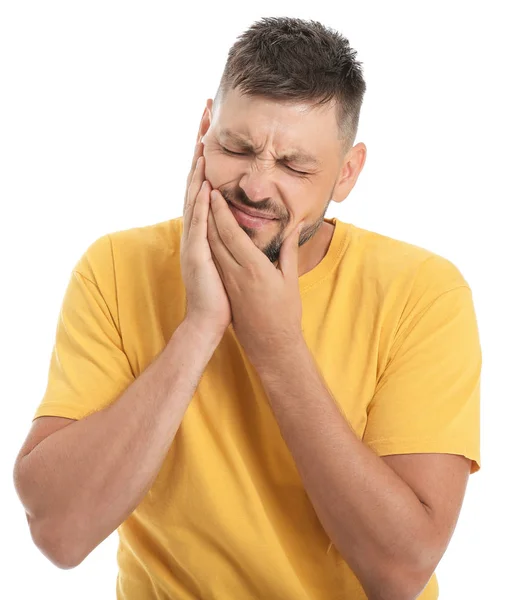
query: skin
197 87 367 274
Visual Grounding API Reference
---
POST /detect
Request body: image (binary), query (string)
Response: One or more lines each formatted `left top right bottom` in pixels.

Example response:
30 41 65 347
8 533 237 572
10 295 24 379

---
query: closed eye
221 147 310 176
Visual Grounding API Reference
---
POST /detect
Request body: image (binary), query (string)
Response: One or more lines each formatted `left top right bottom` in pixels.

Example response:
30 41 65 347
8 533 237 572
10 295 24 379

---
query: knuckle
190 213 202 228
220 227 234 243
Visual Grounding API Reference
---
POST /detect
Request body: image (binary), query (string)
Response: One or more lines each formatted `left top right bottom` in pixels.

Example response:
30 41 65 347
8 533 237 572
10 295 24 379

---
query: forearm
253 337 434 598
16 318 222 568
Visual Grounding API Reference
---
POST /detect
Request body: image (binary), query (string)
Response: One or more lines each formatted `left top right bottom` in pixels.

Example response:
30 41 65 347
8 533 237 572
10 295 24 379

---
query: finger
187 179 211 243
207 201 238 269
183 155 207 235
184 142 204 210
184 142 204 202
188 141 204 184
209 189 263 268
278 222 303 278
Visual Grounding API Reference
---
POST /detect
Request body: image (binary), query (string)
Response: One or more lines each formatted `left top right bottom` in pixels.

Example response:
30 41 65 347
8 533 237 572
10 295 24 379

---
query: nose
238 165 278 207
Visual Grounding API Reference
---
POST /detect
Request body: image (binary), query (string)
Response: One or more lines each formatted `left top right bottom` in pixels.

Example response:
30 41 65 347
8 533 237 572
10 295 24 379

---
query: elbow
395 568 437 600
386 570 434 600
14 464 86 570
363 555 437 600
379 576 431 600
30 516 85 570
396 543 443 599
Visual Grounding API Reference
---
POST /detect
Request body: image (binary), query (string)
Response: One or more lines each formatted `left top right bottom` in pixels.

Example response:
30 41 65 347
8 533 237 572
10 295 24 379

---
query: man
13 16 481 600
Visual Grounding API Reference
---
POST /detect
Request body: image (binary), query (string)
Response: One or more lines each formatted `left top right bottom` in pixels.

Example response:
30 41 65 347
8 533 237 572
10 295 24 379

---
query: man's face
201 88 345 263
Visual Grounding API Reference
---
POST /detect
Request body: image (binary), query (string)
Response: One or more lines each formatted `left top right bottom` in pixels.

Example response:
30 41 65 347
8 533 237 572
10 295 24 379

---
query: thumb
279 222 303 277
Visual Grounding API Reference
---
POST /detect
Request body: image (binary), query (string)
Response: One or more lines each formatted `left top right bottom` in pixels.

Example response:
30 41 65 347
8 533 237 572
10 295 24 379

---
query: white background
2 1 517 598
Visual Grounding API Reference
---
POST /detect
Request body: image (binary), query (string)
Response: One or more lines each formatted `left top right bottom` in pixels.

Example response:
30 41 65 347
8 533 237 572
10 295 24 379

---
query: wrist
180 317 226 349
246 330 306 370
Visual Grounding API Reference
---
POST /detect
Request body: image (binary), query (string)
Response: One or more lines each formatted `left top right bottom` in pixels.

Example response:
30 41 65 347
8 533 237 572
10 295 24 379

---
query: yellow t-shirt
33 216 481 599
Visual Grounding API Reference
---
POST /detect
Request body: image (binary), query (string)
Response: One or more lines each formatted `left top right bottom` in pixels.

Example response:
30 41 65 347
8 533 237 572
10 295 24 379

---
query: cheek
202 153 233 188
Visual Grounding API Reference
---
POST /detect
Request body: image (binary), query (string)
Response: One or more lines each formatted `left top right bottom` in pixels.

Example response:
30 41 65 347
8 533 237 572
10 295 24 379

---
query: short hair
214 16 367 155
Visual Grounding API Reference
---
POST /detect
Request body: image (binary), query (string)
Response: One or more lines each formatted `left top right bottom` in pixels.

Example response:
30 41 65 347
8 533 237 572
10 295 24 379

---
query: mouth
227 201 278 230
227 200 277 220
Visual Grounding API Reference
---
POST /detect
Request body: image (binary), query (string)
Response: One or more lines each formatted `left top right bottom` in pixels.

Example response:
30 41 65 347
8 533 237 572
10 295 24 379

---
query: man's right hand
180 139 232 339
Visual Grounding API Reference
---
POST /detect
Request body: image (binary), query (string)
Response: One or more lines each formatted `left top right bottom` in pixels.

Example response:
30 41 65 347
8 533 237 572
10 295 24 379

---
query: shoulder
74 217 183 281
108 217 183 261
346 222 471 298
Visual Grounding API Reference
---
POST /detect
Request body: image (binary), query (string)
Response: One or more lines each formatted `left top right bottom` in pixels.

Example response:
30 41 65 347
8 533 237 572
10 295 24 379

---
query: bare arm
14 319 221 569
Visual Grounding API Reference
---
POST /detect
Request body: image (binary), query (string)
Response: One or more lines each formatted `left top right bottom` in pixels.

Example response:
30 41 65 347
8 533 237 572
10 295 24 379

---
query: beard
219 185 332 264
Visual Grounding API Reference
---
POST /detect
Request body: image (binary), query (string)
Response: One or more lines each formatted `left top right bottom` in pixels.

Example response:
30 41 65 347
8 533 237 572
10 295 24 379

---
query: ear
198 99 214 144
330 142 367 205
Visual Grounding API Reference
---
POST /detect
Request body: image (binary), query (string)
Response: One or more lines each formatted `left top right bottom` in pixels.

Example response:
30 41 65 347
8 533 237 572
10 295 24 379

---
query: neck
297 220 335 276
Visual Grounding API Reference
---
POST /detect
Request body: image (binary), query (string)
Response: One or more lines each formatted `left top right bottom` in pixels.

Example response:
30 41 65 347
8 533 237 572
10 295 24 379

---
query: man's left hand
207 188 304 363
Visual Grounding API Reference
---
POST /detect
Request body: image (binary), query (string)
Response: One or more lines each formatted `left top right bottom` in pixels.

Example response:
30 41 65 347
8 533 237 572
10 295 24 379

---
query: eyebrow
219 128 322 169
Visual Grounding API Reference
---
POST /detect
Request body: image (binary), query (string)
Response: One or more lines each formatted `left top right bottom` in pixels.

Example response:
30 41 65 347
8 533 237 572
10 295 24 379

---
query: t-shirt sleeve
33 235 135 422
363 284 482 474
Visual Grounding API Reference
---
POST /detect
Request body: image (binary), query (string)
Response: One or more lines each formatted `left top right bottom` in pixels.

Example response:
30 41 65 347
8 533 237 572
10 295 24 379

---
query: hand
180 140 232 339
206 189 305 364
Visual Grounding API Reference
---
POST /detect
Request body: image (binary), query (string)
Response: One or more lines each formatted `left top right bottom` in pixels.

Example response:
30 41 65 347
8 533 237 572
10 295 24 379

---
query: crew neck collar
298 217 351 294
176 215 351 295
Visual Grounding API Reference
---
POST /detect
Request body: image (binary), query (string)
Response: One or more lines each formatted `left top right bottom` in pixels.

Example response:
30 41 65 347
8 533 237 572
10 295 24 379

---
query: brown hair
215 16 367 154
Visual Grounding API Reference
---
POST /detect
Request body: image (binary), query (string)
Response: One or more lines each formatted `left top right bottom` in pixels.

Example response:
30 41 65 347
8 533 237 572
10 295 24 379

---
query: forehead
213 90 338 168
